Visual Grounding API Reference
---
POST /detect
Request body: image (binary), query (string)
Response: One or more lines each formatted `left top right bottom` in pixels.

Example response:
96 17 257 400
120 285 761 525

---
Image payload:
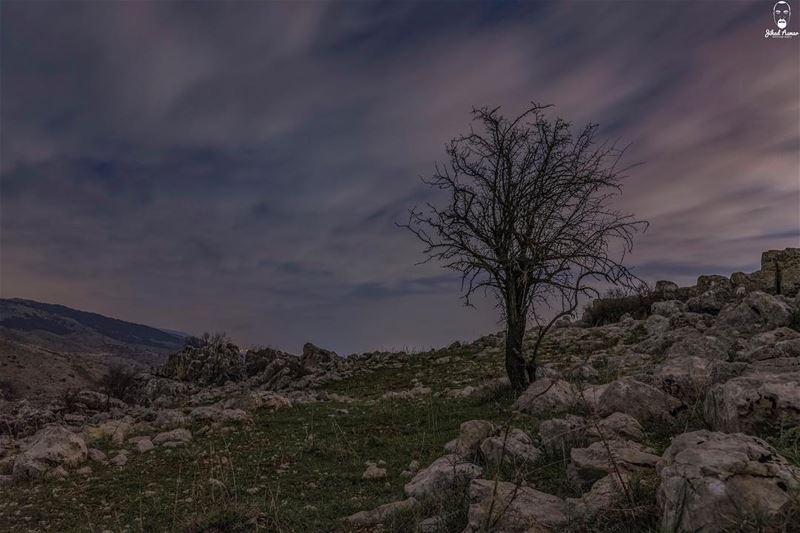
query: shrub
789 307 800 333
61 387 80 411
582 287 656 327
0 379 17 400
100 365 139 405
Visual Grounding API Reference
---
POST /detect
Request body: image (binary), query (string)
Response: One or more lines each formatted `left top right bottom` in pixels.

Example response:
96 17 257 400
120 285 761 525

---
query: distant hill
0 298 187 399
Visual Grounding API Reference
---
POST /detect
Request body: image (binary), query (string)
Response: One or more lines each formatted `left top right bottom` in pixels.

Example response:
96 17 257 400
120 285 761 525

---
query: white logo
774 0 791 28
766 0 798 38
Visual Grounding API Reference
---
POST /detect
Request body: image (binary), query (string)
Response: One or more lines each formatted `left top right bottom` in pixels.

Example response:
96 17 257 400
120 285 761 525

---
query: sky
1 1 798 355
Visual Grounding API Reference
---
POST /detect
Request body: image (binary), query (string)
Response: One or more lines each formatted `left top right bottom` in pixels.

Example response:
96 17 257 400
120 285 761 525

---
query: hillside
0 249 798 532
0 299 186 399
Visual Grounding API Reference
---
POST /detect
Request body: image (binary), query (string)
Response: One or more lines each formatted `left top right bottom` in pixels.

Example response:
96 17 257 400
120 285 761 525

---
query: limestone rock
580 383 609 412
152 428 192 447
73 390 126 411
404 454 482 500
83 417 132 446
443 420 497 459
687 287 731 314
189 405 250 424
703 372 800 433
717 291 792 334
345 498 417 528
45 465 69 480
160 334 242 385
657 430 800 532
663 332 728 361
652 356 714 402
650 300 685 318
462 479 569 532
513 378 578 417
736 327 800 362
109 453 127 467
88 448 107 464
300 342 339 371
567 472 632 521
597 377 685 425
362 462 387 480
128 436 154 453
539 415 588 455
585 412 645 443
568 440 659 489
153 409 189 429
12 426 87 481
760 248 800 297
479 428 541 468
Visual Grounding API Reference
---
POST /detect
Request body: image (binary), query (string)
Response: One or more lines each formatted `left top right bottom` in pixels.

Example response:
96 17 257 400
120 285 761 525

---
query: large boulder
462 479 569 532
652 357 744 403
658 430 800 532
760 248 800 297
160 334 242 385
300 343 339 371
443 420 497 459
650 300 685 318
513 378 578 417
404 454 482 500
479 428 541 468
567 471 633 522
585 412 646 444
539 415 588 455
152 428 192 447
189 405 251 424
663 332 728 361
568 440 659 489
243 347 292 377
72 390 126 411
686 276 732 314
652 356 714 402
735 327 800 362
83 417 132 446
538 412 645 457
597 377 686 426
716 291 792 334
345 498 418 528
12 426 87 481
703 372 800 433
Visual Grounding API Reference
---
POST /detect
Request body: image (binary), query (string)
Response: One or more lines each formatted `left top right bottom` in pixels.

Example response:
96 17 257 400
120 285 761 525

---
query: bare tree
402 103 648 393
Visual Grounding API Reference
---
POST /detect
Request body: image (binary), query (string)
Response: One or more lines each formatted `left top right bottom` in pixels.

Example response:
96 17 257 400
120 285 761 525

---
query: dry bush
582 287 656 327
100 365 139 405
0 379 18 401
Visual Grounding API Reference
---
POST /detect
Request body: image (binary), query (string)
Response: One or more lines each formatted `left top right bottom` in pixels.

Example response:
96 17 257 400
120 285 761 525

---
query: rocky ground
1 258 800 531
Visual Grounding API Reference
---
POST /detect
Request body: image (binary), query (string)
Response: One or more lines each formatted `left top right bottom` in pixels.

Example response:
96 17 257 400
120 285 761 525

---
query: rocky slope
0 299 185 400
0 249 799 532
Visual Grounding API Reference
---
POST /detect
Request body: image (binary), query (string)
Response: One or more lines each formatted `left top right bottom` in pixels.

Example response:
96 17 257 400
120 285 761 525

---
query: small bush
583 287 656 327
61 387 80 411
100 365 139 405
185 332 231 350
789 307 800 333
0 379 18 400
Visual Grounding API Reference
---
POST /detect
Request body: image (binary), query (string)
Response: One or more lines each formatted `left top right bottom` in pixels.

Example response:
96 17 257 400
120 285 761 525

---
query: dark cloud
1 1 798 354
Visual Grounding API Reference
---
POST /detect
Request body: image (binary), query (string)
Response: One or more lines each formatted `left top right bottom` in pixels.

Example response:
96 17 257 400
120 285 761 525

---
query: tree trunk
505 309 529 394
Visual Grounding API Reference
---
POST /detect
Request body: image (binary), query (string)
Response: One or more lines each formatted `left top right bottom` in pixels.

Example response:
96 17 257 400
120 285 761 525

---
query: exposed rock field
0 249 799 532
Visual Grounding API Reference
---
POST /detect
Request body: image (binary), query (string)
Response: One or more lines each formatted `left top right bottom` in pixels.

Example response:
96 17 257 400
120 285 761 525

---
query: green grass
0 392 515 532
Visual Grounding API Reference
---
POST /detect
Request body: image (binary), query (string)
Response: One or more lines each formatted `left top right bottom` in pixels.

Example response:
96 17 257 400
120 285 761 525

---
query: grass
10 319 790 532
0 368 516 532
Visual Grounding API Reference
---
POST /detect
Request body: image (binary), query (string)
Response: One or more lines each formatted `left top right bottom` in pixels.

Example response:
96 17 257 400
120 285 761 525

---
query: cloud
1 1 798 354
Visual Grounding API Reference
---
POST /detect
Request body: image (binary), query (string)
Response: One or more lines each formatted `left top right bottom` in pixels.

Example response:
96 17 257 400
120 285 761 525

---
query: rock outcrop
703 372 800 433
658 431 800 532
12 426 87 481
404 454 483 500
463 479 569 532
